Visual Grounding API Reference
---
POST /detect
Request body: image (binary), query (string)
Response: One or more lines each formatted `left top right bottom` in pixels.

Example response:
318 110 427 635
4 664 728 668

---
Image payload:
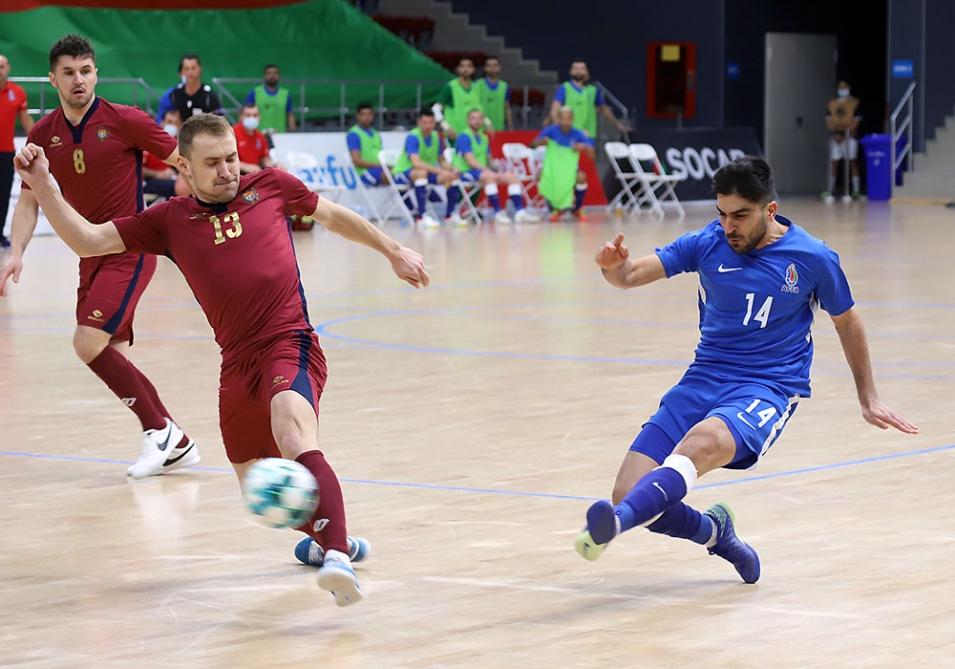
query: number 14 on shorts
737 399 777 430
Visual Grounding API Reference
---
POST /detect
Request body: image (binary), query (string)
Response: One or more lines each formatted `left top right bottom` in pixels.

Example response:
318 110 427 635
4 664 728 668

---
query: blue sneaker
704 502 760 584
294 535 370 567
585 499 620 545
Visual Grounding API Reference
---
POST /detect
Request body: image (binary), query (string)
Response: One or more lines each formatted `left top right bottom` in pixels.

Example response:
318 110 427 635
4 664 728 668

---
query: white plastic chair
377 149 415 226
282 152 345 204
629 143 686 218
605 141 641 214
502 142 544 210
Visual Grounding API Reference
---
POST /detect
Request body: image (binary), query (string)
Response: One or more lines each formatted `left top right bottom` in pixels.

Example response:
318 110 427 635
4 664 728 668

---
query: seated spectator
233 104 275 173
171 53 223 120
245 64 296 133
143 110 190 201
347 102 387 186
392 109 458 227
531 106 594 221
448 108 537 225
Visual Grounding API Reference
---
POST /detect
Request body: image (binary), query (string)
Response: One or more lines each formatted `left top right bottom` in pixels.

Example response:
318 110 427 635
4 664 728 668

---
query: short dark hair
179 113 232 158
356 102 374 113
419 109 435 118
179 53 201 72
49 34 95 71
458 57 474 66
484 56 500 64
239 103 258 114
713 156 776 204
264 64 279 72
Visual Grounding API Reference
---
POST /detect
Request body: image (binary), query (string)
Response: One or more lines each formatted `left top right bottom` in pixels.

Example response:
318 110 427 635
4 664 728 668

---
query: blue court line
0 442 951 501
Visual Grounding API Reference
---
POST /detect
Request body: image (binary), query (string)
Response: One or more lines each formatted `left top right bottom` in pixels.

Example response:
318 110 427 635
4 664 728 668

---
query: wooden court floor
1 200 953 668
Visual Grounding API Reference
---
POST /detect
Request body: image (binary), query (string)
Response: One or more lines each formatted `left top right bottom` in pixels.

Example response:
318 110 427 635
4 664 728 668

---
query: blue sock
615 466 688 533
445 187 460 217
488 193 501 211
414 184 427 217
510 194 523 211
574 185 587 211
646 502 713 545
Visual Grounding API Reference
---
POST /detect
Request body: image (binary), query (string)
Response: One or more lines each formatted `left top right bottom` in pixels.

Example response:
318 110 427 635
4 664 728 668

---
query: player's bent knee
72 326 110 363
674 418 736 474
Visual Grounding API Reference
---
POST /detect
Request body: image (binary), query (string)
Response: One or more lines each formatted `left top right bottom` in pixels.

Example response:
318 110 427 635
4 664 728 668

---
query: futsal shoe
571 208 588 222
317 550 363 607
417 213 442 228
445 213 468 227
127 418 199 479
574 529 608 561
703 502 760 584
493 210 513 225
514 209 540 223
294 536 371 566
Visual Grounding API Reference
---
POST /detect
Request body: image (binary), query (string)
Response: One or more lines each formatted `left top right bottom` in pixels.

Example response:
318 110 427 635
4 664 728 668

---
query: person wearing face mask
825 80 861 202
143 110 190 200
233 104 274 174
550 60 629 138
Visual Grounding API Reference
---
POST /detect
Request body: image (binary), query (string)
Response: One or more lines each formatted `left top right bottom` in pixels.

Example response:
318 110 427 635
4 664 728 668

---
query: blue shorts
460 168 484 182
629 368 800 470
396 170 438 185
360 167 384 186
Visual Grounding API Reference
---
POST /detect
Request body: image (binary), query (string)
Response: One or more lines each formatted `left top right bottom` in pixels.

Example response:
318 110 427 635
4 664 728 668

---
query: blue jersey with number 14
655 216 854 397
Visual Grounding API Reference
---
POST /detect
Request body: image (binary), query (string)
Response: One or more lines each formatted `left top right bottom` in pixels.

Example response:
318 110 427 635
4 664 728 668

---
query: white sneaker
417 213 442 228
445 213 468 227
317 549 363 607
514 209 540 223
841 194 853 203
494 211 513 225
127 418 199 479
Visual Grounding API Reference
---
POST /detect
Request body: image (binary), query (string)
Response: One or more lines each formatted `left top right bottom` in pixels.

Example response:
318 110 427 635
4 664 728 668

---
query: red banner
488 130 607 206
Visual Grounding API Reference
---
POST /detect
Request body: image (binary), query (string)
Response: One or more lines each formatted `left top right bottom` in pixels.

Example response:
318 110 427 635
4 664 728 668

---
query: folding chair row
605 142 686 218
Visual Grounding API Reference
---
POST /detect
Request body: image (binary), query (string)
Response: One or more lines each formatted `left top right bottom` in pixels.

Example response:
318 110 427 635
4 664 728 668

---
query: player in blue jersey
575 156 917 582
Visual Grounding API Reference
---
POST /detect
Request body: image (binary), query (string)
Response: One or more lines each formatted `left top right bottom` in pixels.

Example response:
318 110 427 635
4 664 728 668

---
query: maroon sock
86 347 166 431
295 450 349 554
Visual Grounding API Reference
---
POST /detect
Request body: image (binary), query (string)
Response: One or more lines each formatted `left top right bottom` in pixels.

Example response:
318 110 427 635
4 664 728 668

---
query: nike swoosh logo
718 264 743 273
162 443 194 467
157 429 172 452
651 481 669 502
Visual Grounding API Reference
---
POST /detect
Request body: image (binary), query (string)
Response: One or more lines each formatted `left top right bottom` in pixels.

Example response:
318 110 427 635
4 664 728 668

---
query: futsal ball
243 458 319 528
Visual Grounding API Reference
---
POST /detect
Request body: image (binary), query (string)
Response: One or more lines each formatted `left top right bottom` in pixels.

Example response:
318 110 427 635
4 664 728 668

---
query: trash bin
861 134 892 201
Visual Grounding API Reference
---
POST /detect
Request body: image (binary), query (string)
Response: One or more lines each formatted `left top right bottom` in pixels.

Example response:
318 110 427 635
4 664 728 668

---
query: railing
890 81 917 177
595 80 635 134
10 76 163 117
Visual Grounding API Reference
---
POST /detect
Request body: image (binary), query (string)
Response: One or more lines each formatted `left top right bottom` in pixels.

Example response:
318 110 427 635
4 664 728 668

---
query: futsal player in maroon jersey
14 113 430 607
0 35 198 478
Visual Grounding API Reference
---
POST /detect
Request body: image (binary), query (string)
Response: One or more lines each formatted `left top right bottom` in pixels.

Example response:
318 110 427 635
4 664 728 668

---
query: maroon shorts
218 330 328 464
75 252 156 345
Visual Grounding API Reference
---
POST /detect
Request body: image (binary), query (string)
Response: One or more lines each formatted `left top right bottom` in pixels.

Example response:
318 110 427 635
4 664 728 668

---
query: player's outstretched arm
13 144 126 259
596 233 666 289
0 189 40 297
831 307 919 434
312 198 430 289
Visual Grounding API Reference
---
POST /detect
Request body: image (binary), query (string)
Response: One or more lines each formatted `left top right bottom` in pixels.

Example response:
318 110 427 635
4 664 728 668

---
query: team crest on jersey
96 127 110 141
50 136 62 147
781 263 800 293
88 309 105 322
242 188 259 204
7 89 15 102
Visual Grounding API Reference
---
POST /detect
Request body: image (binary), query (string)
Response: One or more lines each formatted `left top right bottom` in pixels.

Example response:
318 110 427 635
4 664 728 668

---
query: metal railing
891 81 917 176
10 76 163 118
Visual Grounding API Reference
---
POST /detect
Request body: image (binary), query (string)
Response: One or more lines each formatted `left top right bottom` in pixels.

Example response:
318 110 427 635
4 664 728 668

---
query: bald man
0 54 35 247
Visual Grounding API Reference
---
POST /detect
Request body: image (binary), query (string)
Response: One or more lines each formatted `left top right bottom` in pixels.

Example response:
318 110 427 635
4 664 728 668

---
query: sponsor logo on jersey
96 127 110 141
272 375 288 387
8 89 15 102
88 309 105 322
312 518 330 532
781 263 800 293
50 136 62 147
242 188 259 204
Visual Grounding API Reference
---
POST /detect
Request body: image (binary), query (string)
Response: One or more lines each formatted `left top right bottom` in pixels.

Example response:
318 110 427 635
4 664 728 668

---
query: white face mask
163 123 178 137
242 116 260 131
837 88 850 98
